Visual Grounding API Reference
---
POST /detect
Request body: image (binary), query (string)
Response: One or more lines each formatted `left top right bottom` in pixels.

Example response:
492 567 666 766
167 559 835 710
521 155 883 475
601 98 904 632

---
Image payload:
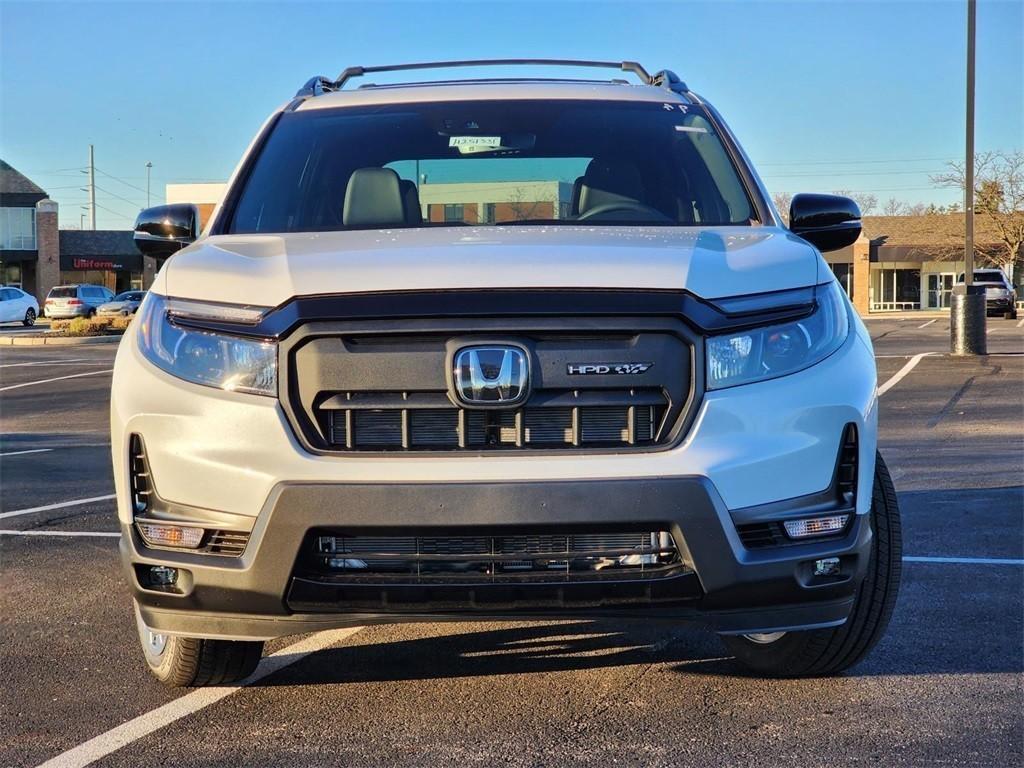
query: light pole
145 162 153 208
951 0 986 354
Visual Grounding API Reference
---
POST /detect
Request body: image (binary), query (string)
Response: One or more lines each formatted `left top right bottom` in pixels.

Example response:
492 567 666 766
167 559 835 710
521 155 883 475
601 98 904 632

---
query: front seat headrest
343 167 406 228
399 179 422 226
577 159 645 216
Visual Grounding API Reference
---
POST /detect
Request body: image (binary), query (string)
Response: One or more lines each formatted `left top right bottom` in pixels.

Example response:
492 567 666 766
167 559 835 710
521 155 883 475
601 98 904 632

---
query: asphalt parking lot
1 317 1022 768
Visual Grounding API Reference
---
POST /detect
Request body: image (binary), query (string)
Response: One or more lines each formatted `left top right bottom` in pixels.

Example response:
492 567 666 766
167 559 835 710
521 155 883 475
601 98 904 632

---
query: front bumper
126 477 870 640
985 296 1013 312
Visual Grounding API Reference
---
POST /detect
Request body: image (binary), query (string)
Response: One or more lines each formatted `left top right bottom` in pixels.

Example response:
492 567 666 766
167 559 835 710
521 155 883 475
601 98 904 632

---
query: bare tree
832 190 878 216
507 187 544 222
882 197 906 216
905 202 928 217
772 192 792 222
932 150 1024 276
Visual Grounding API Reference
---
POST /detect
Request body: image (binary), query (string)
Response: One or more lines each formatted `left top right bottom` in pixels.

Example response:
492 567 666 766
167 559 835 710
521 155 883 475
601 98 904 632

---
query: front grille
283 321 696 454
323 394 662 451
298 529 684 584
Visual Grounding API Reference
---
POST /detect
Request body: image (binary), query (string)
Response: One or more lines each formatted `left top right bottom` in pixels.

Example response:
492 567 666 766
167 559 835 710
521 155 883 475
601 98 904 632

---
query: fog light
783 514 849 539
148 565 178 586
136 522 203 549
813 557 841 577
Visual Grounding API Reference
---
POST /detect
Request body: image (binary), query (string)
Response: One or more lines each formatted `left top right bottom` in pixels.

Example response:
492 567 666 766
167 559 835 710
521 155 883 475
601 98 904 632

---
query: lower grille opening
296 528 686 584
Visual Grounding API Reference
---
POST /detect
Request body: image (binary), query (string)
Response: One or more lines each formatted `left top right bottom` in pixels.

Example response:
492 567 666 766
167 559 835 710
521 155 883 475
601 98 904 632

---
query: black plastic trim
126 476 872 638
169 288 818 342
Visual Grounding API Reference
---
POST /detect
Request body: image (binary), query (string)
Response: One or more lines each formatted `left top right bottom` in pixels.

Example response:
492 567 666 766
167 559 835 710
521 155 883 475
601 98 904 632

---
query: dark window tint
48 287 78 298
228 99 756 233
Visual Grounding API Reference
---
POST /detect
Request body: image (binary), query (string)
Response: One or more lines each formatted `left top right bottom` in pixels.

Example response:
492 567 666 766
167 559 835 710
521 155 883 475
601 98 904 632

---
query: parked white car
0 286 39 326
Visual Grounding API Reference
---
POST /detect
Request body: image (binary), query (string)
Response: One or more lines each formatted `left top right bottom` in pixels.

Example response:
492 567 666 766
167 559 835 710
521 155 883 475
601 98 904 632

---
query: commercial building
823 214 1020 313
0 159 159 302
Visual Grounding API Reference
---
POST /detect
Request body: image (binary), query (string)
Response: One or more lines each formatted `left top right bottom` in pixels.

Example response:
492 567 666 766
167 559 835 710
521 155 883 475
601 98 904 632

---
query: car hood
162 226 822 307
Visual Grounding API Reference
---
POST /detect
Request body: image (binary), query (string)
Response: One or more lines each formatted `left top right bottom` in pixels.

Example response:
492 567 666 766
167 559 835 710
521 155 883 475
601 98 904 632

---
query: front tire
23 308 35 326
721 452 902 677
134 601 264 687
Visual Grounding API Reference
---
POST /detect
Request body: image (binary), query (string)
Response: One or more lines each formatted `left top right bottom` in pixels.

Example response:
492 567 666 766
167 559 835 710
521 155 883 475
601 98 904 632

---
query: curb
0 334 123 347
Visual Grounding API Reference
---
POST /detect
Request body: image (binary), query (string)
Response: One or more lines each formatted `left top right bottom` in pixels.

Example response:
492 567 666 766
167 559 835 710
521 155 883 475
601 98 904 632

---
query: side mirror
789 193 861 252
134 204 199 258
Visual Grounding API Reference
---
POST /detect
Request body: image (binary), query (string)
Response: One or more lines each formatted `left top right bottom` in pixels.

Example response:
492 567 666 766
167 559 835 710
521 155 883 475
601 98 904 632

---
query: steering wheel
576 201 672 223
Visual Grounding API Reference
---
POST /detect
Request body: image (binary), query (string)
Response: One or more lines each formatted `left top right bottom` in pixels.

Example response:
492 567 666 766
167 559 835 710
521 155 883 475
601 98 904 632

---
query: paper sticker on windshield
674 125 708 133
449 136 502 153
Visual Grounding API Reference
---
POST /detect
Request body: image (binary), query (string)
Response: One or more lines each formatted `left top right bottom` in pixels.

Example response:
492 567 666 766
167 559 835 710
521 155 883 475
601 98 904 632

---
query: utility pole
88 144 96 231
951 0 986 355
146 162 153 208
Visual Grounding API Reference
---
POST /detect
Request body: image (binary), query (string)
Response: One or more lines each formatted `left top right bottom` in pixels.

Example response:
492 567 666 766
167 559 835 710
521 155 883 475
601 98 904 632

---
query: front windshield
228 99 757 233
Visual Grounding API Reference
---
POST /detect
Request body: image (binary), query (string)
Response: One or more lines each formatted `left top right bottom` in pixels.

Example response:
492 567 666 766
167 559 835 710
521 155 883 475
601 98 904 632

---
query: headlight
136 294 277 396
706 281 849 390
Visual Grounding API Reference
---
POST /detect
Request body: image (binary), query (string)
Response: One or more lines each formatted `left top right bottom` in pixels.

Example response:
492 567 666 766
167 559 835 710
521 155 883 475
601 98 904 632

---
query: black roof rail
294 60 693 98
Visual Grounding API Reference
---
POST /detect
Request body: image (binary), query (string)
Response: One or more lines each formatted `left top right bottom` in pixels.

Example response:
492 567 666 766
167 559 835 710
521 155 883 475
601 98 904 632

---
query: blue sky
1 0 1020 229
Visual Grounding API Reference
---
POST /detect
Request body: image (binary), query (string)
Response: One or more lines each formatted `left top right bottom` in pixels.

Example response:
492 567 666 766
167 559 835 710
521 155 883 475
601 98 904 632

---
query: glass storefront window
0 208 37 250
2 263 23 287
872 269 921 311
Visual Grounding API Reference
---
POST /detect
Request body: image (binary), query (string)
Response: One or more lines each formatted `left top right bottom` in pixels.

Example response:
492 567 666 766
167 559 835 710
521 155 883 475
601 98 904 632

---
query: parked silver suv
44 284 115 319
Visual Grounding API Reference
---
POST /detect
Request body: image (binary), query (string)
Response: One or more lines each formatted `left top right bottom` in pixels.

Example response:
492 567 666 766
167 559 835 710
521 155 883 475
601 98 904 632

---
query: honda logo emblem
452 345 529 407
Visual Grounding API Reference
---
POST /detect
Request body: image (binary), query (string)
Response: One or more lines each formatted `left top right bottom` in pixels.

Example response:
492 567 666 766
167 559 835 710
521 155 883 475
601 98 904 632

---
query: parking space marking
0 494 115 520
1017 317 1024 328
876 352 933 397
0 368 113 392
917 319 937 329
36 627 365 768
0 530 119 538
0 448 53 457
904 555 1024 566
0 358 93 368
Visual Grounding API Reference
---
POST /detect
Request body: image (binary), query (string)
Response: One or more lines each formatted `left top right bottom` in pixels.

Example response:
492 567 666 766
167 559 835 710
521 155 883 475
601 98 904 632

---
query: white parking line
0 368 113 392
36 627 364 768
0 494 115 521
0 448 53 457
0 529 118 538
904 555 1024 566
1017 317 1024 328
876 352 933 397
0 358 92 368
917 319 937 329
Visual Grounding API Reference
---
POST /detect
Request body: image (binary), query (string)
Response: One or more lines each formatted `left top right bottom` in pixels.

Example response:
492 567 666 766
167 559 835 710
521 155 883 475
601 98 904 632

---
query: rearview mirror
789 193 861 253
134 204 199 258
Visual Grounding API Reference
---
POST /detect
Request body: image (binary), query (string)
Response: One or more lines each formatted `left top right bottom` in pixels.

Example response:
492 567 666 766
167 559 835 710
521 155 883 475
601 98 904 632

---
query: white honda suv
114 59 901 687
